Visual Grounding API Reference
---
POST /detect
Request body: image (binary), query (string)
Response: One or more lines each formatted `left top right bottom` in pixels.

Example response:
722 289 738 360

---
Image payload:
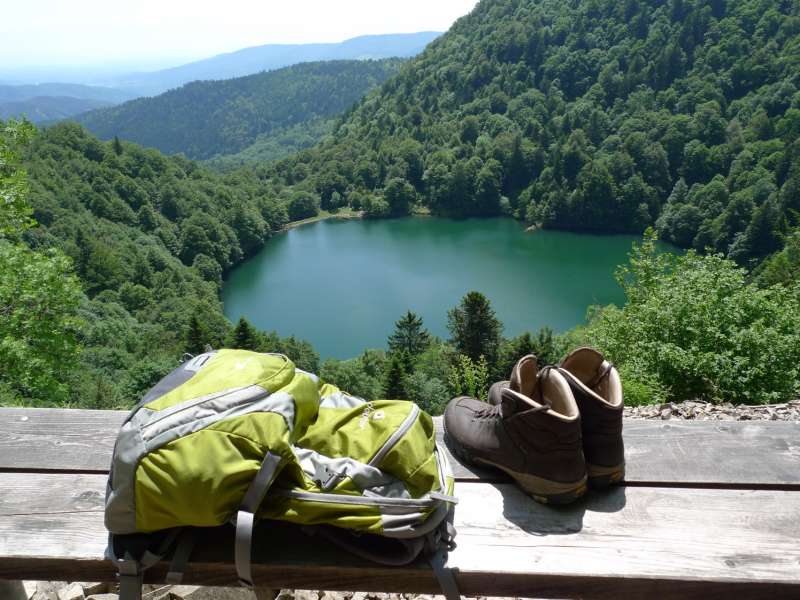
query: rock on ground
625 399 800 422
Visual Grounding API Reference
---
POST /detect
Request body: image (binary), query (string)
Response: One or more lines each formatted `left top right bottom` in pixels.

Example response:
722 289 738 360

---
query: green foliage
384 352 409 399
9 122 316 406
402 371 449 415
229 317 260 351
754 229 800 286
448 354 490 403
447 291 503 367
383 177 416 217
0 121 83 404
579 232 800 404
320 351 385 400
185 315 208 355
77 60 404 162
0 243 83 404
387 311 431 357
288 192 320 221
261 0 800 268
261 333 320 373
0 119 35 238
498 328 557 375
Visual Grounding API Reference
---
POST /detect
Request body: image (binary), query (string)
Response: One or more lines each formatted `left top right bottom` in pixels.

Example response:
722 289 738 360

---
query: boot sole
587 462 625 489
444 432 587 505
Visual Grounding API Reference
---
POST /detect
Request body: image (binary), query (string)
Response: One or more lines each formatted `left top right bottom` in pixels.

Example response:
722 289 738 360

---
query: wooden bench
1 407 799 599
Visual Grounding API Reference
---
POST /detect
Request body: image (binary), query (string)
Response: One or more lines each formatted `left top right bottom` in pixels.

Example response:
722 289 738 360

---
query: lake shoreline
283 209 364 232
224 217 666 358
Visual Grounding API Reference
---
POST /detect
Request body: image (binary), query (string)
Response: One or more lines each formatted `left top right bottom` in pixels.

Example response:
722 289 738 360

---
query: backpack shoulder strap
235 451 284 588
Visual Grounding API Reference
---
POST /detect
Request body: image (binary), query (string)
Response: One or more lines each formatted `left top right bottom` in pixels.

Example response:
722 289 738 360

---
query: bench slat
1 408 799 489
1 473 798 598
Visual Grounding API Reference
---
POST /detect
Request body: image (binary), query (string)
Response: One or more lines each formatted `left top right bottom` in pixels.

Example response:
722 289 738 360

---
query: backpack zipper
273 488 436 509
368 403 420 468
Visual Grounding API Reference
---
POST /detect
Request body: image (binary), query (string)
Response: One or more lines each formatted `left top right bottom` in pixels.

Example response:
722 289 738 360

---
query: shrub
580 230 800 404
448 354 490 402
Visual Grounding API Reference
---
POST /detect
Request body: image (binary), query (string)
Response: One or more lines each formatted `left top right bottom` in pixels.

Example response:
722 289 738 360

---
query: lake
223 217 650 359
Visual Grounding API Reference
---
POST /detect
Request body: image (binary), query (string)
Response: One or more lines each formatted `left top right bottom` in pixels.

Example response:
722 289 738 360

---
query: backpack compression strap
235 451 284 588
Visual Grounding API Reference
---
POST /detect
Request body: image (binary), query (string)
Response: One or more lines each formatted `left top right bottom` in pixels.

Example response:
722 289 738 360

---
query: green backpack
105 349 460 600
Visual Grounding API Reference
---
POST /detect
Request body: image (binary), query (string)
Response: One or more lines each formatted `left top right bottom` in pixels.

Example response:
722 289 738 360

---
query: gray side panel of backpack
106 353 216 533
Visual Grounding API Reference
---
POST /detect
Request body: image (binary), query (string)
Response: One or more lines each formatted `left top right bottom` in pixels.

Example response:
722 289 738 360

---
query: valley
2 0 799 410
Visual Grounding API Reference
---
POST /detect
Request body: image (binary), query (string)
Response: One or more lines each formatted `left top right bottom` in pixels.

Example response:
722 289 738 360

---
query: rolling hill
75 59 404 162
265 0 800 268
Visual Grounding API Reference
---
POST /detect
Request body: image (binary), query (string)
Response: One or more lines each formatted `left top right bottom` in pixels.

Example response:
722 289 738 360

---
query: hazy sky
1 0 479 69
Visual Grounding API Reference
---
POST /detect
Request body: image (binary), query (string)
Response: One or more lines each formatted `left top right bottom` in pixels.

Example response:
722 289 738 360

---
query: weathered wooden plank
0 408 122 473
2 408 799 489
1 473 798 598
438 418 800 488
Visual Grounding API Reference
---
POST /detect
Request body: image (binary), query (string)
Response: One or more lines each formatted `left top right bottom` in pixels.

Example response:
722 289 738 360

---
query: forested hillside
6 122 317 405
76 60 404 162
3 0 800 409
267 0 800 267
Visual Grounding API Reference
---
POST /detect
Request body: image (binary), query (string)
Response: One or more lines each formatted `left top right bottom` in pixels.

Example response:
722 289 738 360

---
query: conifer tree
230 317 260 350
447 291 503 366
384 352 409 399
186 315 206 355
113 136 123 156
387 311 431 357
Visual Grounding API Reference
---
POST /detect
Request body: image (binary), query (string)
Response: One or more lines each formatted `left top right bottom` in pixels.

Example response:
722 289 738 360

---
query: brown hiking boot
443 355 587 504
558 347 625 488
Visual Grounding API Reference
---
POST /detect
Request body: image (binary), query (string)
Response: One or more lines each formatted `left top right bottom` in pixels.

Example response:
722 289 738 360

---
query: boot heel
529 480 588 505
508 470 588 505
587 463 625 489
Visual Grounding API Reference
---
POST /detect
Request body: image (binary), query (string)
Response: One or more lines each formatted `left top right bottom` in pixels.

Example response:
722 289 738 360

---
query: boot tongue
503 354 538 415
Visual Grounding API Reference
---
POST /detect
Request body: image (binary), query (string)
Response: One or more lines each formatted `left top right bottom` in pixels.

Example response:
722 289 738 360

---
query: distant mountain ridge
0 83 137 123
107 32 440 96
75 59 405 162
0 96 113 123
0 83 135 104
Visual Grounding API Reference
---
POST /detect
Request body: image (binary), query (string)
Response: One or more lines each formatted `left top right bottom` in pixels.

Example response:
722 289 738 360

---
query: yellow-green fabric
298 400 416 469
145 350 294 411
110 349 453 539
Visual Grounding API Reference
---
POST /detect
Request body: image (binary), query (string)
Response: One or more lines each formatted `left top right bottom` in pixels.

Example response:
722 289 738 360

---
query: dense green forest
3 0 800 409
261 0 800 269
75 60 404 162
1 121 318 405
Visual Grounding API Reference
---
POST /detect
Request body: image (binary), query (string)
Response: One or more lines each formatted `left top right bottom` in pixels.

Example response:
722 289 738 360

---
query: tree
0 244 84 404
0 120 35 238
113 136 123 156
581 231 800 404
447 291 503 366
448 354 489 402
230 317 260 351
288 192 320 221
383 177 416 216
384 352 409 399
387 311 431 357
0 121 83 404
498 328 557 376
185 315 207 355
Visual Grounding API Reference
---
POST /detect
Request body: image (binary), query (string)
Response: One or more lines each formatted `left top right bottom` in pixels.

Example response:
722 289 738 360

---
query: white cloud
1 0 478 68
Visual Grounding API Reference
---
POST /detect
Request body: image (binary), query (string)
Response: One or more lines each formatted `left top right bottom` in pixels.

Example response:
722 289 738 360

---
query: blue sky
1 0 478 69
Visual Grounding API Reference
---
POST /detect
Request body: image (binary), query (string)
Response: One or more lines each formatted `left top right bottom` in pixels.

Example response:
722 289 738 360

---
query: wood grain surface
1 472 799 598
1 407 799 598
1 408 798 488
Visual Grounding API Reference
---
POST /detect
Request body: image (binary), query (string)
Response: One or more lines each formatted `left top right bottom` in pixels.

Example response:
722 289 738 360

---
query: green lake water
223 217 651 359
